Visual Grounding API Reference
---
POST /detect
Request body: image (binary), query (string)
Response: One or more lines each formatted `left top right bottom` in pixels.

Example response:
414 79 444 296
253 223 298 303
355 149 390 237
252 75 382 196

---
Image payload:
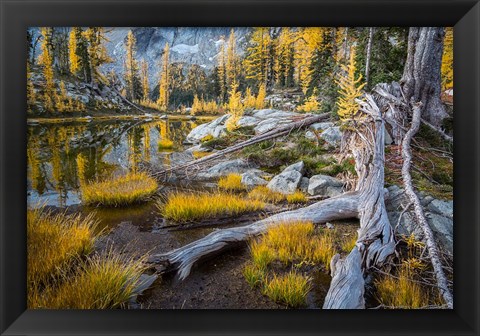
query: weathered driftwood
149 192 360 280
323 95 396 309
400 103 454 309
152 113 329 181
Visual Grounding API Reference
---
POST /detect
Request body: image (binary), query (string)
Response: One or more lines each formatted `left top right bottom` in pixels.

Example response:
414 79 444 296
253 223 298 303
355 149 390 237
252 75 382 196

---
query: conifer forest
27 27 454 309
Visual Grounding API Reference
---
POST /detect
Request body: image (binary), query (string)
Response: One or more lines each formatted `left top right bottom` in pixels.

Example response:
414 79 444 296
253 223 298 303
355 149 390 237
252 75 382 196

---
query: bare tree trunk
400 103 453 308
324 95 396 309
365 27 374 88
149 192 360 280
401 27 448 128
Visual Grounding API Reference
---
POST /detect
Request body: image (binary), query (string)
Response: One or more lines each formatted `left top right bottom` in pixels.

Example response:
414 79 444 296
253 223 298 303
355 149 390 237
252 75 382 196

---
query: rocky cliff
103 27 251 85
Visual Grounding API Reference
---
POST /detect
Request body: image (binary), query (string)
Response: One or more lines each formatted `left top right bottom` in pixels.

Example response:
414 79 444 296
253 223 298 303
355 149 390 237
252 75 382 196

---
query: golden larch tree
441 27 453 90
243 27 272 86
39 27 55 112
294 27 327 95
225 80 243 131
140 59 150 102
336 45 366 120
68 28 80 75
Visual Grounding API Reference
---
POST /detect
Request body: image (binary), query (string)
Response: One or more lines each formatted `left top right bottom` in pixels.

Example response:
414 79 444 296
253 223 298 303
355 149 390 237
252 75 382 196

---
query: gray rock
320 126 343 146
252 109 299 119
267 170 303 195
307 174 344 197
427 199 453 219
299 177 310 193
237 116 259 127
310 122 334 131
385 185 453 254
326 222 334 229
185 114 230 143
241 170 268 187
253 118 282 134
283 161 304 174
196 159 253 180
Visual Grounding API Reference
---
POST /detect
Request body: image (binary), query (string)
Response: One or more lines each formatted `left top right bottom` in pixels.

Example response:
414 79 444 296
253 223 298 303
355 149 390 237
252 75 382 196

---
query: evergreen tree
157 43 171 110
124 30 141 101
243 27 272 88
355 27 408 90
74 27 92 83
84 27 112 84
336 46 365 120
27 62 36 113
217 39 228 103
226 29 239 91
274 27 295 88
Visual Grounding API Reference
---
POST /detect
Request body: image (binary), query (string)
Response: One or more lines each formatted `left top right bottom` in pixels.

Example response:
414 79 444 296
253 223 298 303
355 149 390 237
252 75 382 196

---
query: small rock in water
326 222 334 229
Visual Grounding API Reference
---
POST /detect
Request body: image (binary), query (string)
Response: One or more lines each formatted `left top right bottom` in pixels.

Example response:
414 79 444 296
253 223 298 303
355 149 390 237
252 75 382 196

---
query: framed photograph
1 0 479 335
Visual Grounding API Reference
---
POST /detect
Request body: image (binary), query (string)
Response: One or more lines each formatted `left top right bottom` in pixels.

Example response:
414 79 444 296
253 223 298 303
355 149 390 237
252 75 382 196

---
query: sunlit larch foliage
39 27 56 112
441 27 453 90
336 45 366 120
225 80 243 131
243 27 272 88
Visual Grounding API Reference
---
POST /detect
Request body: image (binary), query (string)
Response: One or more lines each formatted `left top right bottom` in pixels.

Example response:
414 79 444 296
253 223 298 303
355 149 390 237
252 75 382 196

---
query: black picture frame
1 0 479 335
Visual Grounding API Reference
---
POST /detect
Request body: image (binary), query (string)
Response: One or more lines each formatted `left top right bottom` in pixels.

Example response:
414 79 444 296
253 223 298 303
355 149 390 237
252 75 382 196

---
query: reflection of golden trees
127 128 143 172
27 139 46 195
157 121 173 150
143 124 151 162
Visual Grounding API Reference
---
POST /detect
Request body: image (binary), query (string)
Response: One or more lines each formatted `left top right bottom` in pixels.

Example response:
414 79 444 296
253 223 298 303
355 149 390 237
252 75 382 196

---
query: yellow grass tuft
375 266 430 309
242 263 266 288
255 221 336 269
158 139 174 150
80 172 158 207
248 186 285 203
27 207 97 291
28 206 150 309
218 173 245 191
262 271 312 307
250 240 275 270
341 234 358 253
34 251 147 309
286 191 308 204
159 192 264 222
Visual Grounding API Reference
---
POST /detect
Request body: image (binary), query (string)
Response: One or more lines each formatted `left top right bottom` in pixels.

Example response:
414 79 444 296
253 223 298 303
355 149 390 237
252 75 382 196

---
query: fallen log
401 103 454 308
148 192 360 280
151 113 329 181
323 95 396 309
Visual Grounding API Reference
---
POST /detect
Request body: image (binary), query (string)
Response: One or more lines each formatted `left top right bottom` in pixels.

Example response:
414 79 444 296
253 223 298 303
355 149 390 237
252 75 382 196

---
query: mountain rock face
103 27 251 85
